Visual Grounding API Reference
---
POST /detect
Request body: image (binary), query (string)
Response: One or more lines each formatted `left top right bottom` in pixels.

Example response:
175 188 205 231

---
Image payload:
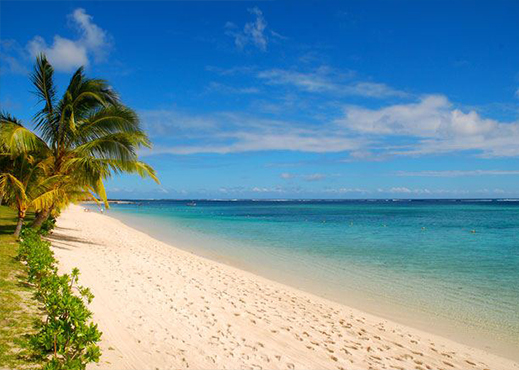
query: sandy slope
48 205 518 370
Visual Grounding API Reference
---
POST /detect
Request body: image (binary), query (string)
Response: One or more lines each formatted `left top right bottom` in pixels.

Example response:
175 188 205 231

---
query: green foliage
18 229 56 286
38 216 56 236
18 228 102 369
0 205 42 369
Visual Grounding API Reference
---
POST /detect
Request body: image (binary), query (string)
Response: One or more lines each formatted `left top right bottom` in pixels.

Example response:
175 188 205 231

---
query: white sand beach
48 205 519 370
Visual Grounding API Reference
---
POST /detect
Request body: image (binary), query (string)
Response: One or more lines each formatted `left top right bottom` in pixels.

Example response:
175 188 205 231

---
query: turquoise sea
98 199 519 359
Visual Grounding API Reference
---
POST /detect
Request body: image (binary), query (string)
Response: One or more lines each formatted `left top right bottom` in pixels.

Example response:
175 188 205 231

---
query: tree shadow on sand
46 232 98 250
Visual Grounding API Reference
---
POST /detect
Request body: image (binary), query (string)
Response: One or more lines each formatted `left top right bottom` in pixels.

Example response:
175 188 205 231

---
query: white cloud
270 30 288 40
28 36 88 72
324 188 369 194
348 82 408 98
374 187 510 196
336 94 519 157
278 173 334 182
278 173 328 181
206 82 260 95
343 150 388 162
226 7 272 51
396 170 519 177
256 67 406 98
252 186 284 193
69 8 110 61
140 110 367 155
149 133 361 155
140 93 519 158
258 67 339 92
304 173 326 182
387 187 431 194
205 65 257 76
337 95 453 135
28 8 111 72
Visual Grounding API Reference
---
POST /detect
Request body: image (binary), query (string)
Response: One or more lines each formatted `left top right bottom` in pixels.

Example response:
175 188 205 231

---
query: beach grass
0 205 42 369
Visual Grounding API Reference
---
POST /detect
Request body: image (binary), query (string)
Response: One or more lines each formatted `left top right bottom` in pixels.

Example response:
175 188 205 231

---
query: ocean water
98 199 519 358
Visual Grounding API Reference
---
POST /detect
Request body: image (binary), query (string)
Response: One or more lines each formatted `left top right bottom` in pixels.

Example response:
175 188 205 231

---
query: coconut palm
0 55 158 231
0 114 89 236
0 113 107 230
0 152 59 237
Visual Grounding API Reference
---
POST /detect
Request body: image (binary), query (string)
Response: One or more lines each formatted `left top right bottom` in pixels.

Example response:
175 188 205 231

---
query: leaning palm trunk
14 218 23 238
32 207 52 229
14 209 26 238
14 217 23 238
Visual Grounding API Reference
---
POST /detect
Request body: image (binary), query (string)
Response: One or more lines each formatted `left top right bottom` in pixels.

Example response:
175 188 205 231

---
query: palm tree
0 153 60 237
0 114 103 231
0 55 158 232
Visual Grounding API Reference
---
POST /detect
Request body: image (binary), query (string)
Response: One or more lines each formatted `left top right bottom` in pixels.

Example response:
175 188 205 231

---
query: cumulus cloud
336 95 519 157
28 8 111 72
69 8 110 61
139 93 519 159
28 36 88 71
337 95 496 136
226 7 276 51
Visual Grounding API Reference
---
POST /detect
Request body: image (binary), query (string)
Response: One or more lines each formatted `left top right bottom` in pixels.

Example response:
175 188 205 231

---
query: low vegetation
19 228 101 369
0 206 101 369
0 206 41 368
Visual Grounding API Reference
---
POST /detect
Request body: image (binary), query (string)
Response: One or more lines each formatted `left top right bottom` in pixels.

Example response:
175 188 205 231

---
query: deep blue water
98 199 519 352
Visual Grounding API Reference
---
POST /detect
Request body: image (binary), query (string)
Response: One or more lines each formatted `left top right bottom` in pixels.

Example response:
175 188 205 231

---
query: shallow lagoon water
96 199 519 359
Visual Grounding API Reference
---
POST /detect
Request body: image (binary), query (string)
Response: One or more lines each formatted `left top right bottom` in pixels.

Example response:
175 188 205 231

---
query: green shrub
38 216 57 236
18 228 56 286
17 228 102 369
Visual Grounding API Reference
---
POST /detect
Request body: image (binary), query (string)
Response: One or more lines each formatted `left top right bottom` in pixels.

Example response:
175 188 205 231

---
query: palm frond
94 177 108 207
0 116 51 157
31 54 58 139
72 133 140 161
0 173 27 203
72 105 149 146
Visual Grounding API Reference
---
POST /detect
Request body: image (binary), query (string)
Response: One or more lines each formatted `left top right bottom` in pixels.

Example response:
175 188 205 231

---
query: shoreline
49 205 519 369
101 207 519 360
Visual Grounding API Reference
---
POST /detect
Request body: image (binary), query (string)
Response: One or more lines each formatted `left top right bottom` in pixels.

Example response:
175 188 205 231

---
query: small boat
186 201 197 207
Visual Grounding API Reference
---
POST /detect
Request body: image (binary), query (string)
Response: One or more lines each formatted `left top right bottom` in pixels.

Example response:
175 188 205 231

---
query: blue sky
1 1 519 199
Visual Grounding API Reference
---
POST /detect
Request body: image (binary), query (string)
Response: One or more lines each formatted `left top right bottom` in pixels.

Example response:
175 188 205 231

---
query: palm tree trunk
32 208 52 229
14 217 24 238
